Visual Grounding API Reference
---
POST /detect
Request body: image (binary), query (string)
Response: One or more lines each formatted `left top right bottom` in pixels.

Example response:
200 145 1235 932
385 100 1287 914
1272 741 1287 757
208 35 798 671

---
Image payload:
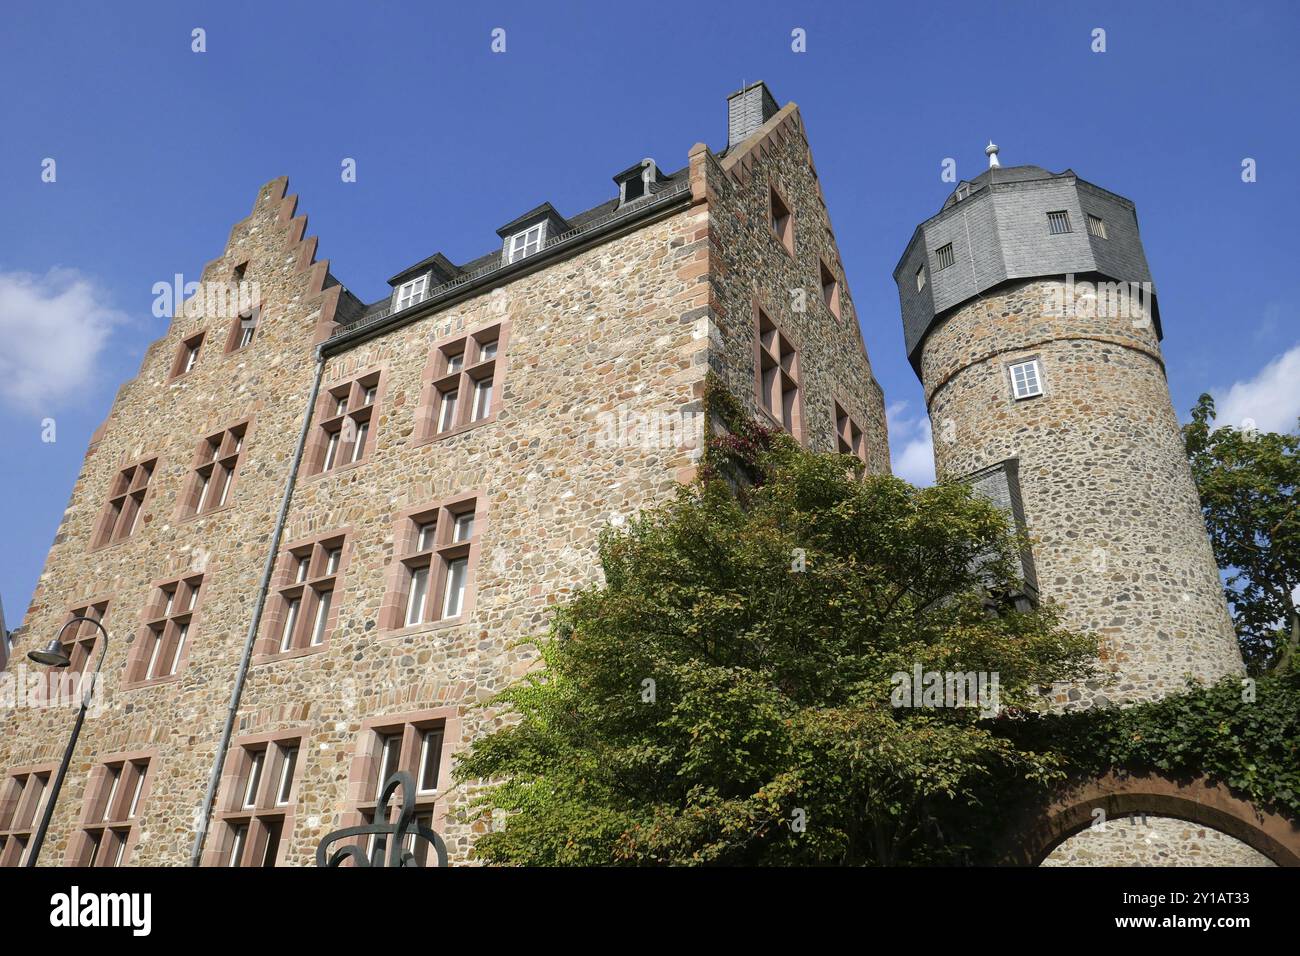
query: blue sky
1 0 1297 626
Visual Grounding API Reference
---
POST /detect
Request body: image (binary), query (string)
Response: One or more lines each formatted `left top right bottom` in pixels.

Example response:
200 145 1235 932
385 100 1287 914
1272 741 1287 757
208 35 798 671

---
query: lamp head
28 639 71 668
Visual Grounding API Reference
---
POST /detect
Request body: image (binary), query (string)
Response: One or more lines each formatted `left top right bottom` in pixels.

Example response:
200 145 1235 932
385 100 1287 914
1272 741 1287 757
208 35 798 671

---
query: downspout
188 345 326 866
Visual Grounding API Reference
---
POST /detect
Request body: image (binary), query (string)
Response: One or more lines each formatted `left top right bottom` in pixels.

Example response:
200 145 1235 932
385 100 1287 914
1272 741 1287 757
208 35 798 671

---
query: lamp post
24 615 110 867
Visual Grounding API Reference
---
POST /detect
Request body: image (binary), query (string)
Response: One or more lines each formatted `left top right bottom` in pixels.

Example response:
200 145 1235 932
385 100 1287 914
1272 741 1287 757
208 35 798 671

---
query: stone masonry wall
0 176 711 866
921 277 1243 708
235 204 708 866
0 179 344 865
1042 815 1276 866
699 106 889 472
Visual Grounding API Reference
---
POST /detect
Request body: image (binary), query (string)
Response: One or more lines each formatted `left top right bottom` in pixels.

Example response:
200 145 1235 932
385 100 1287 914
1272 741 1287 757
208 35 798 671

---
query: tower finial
986 141 1000 169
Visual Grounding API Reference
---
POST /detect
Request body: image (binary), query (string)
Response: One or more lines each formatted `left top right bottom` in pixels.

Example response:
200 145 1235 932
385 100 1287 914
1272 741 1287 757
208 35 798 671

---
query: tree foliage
456 438 1097 865
1183 394 1300 673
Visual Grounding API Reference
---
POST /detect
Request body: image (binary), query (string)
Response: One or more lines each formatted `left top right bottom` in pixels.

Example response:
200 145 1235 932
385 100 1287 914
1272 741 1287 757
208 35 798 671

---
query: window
916 264 927 292
51 601 109 681
73 755 152 866
0 765 56 867
385 496 483 631
819 259 841 319
419 323 508 441
770 185 794 255
225 304 261 352
342 711 457 867
261 533 347 657
755 307 802 439
183 423 247 517
834 401 868 464
208 734 303 867
934 243 955 271
505 224 545 264
395 274 430 312
170 332 205 379
310 371 382 475
92 458 156 547
1086 213 1107 238
127 575 202 685
1009 359 1044 400
1047 210 1072 235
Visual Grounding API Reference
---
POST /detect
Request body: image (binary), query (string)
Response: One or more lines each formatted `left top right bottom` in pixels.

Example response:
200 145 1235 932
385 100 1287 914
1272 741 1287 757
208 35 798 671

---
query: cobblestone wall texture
921 278 1243 710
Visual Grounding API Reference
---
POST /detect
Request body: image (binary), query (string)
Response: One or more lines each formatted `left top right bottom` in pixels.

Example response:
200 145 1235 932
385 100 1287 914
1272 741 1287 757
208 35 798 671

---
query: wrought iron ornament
316 771 448 867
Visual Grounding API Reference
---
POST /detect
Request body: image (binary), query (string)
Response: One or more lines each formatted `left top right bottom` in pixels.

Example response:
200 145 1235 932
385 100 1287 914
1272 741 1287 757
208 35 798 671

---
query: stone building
893 149 1267 865
0 83 887 867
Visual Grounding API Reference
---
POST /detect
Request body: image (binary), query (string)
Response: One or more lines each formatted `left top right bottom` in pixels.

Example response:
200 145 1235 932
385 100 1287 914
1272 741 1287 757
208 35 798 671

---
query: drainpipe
189 346 326 866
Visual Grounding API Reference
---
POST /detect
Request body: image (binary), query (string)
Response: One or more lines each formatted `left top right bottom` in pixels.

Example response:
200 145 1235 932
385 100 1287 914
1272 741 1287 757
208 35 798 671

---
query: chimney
727 82 779 150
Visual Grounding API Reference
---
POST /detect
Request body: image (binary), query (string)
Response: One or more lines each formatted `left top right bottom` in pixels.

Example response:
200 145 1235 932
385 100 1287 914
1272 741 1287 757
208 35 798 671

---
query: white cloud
0 268 127 412
887 401 935 487
1214 342 1300 435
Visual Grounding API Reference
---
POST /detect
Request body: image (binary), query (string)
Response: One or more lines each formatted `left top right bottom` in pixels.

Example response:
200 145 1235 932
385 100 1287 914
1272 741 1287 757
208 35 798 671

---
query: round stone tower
893 149 1243 708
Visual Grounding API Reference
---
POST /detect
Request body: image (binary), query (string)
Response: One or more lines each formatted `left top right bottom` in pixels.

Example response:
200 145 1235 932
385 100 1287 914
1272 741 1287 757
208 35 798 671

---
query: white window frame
275 746 298 806
394 274 430 312
1009 359 1044 400
505 223 546 264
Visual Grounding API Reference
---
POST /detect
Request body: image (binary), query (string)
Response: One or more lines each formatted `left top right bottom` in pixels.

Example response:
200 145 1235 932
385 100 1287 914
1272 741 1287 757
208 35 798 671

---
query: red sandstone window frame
833 398 868 465
768 180 795 257
49 599 111 685
255 528 352 662
203 727 309 867
339 707 461 866
66 749 157 867
378 492 485 636
122 573 205 689
169 331 206 381
415 321 511 445
0 762 59 867
178 418 252 520
223 301 262 354
819 257 841 320
91 455 158 549
752 301 804 442
306 366 387 478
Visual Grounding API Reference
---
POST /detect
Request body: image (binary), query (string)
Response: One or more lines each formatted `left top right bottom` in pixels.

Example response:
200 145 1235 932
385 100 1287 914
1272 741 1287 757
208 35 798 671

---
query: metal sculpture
315 771 448 867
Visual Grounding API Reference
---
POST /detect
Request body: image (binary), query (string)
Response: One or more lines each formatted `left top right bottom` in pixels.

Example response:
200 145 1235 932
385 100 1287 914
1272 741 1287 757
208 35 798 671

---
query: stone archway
998 770 1300 866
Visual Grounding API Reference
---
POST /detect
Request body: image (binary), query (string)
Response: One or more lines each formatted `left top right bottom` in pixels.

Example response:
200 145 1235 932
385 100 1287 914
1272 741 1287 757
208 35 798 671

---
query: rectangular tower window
260 533 348 657
74 756 153 866
129 575 202 685
311 371 383 475
385 495 483 631
183 423 247 517
915 264 927 291
0 765 56 867
342 713 456 866
1047 210 1072 235
819 259 841 319
769 185 794 256
420 323 509 441
92 458 157 548
1009 359 1044 400
754 308 802 440
207 734 304 867
1086 213 1107 239
934 243 955 271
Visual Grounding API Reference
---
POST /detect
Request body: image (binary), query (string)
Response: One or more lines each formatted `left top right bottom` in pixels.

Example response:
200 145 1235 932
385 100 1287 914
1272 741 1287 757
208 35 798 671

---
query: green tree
1183 394 1300 674
456 438 1096 865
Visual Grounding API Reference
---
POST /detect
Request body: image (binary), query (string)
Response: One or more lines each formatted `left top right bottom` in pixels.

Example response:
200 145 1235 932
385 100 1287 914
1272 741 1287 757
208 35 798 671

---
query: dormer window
506 224 545 264
395 275 430 312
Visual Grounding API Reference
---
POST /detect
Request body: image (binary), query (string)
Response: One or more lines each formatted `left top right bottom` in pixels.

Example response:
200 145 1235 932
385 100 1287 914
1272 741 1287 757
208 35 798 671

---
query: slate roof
342 165 691 329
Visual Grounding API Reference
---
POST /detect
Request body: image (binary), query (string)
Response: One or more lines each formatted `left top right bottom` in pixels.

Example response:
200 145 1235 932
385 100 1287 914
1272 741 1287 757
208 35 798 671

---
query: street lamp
24 615 110 867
